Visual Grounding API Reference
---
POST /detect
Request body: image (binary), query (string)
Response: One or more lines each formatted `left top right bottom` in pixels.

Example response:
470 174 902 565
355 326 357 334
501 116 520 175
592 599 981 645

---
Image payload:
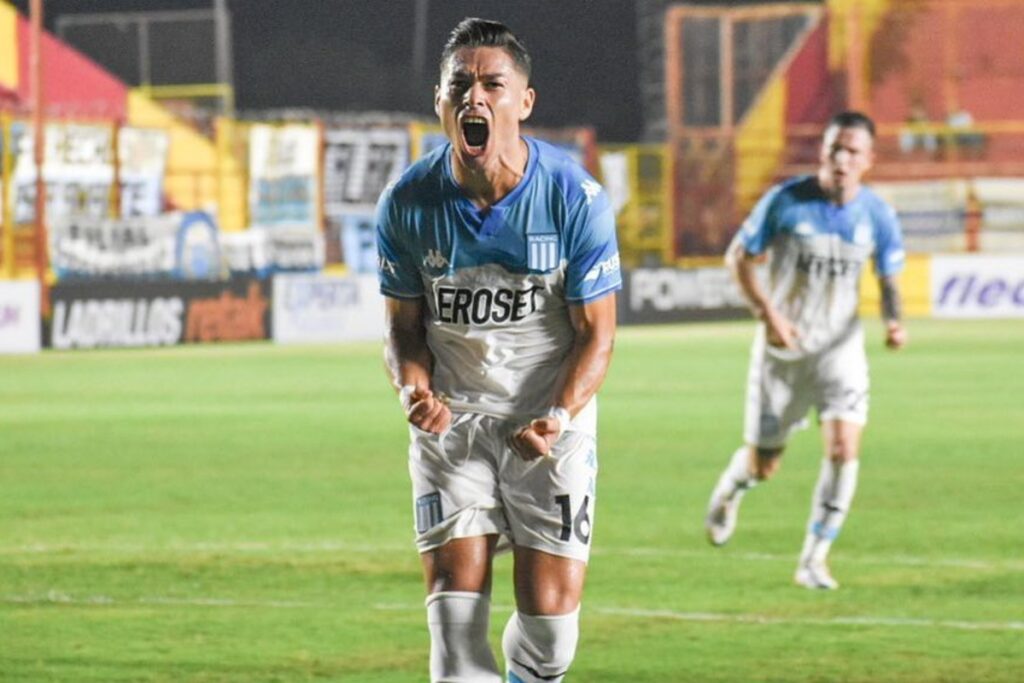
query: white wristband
399 384 417 413
547 406 571 441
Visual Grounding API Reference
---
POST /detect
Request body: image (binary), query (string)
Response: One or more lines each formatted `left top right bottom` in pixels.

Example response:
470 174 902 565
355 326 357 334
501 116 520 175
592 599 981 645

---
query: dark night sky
12 0 646 141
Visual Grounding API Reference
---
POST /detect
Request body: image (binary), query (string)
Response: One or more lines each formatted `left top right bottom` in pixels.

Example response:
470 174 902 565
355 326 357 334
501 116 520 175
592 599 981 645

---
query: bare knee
822 421 862 463
513 547 586 616
827 440 858 463
753 446 784 480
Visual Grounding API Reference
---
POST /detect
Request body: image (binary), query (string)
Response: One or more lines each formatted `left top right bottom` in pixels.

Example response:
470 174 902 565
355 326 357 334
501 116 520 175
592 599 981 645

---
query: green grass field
2 318 1022 682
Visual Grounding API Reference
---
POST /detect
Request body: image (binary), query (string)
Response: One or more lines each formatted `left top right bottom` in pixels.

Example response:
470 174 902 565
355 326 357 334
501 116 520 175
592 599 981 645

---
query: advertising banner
11 121 116 226
48 211 221 280
323 127 409 216
339 213 377 274
248 123 320 228
118 126 169 217
0 280 41 354
272 273 384 344
220 226 324 277
931 255 1024 318
618 267 749 325
46 277 271 350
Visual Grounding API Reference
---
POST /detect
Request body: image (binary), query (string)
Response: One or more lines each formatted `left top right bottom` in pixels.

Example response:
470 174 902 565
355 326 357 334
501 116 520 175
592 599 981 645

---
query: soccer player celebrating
376 18 621 682
704 111 907 590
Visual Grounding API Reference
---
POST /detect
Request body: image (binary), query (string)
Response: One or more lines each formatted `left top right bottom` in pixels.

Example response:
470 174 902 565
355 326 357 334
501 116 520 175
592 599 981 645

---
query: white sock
426 591 501 683
502 608 580 683
711 446 758 503
800 459 860 565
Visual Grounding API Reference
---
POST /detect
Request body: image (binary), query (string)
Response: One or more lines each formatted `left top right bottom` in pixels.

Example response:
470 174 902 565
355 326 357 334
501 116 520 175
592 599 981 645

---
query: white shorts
743 326 869 449
408 412 598 564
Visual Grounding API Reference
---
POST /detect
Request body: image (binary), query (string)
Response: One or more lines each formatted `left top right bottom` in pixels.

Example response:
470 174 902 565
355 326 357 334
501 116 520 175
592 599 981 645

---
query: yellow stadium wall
214 117 248 232
735 77 786 215
827 0 891 70
0 1 17 91
126 91 248 232
126 91 216 214
859 252 931 318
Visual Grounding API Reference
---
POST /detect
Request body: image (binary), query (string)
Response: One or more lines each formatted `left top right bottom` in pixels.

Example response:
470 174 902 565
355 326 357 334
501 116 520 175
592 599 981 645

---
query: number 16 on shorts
555 494 592 544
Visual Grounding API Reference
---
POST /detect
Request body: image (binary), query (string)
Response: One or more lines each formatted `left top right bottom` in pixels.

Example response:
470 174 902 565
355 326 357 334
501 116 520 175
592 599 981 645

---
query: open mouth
461 116 489 149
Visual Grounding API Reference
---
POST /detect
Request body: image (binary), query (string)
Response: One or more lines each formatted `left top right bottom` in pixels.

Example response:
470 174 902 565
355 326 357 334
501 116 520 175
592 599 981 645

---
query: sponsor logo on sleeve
887 249 906 270
378 255 397 276
583 252 620 282
581 179 602 206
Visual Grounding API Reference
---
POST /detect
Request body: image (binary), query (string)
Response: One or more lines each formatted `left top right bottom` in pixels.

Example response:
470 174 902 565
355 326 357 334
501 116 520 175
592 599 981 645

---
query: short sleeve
375 186 424 298
565 186 622 303
735 184 784 256
873 202 906 277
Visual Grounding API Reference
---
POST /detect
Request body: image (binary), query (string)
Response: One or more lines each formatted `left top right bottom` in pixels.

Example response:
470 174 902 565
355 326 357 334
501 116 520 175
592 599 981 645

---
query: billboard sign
46 277 271 350
618 267 748 325
932 255 1024 318
0 281 42 354
273 273 384 344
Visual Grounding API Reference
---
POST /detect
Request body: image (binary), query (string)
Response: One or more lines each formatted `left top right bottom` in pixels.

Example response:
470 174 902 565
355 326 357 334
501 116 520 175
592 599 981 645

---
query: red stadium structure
663 0 1024 258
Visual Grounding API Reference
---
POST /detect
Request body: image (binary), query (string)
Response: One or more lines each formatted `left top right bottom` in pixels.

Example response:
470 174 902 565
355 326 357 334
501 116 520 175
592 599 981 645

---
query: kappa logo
581 179 602 206
378 255 397 276
423 249 449 270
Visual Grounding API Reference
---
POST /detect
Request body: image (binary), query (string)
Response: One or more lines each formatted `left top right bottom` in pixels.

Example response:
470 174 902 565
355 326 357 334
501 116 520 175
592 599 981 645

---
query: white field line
374 603 1024 633
3 590 315 609
5 592 1023 633
2 540 1023 572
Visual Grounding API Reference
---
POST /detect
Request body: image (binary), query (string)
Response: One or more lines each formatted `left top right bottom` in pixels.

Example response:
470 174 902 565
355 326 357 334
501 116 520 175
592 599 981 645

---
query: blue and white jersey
735 175 905 355
376 136 622 426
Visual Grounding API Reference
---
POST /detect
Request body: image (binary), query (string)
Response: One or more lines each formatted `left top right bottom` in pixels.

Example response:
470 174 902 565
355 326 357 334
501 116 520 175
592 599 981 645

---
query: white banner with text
931 255 1024 318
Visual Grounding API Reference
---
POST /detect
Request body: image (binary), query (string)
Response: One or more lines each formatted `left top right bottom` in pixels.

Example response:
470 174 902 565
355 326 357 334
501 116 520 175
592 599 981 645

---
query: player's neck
817 172 860 206
452 137 529 209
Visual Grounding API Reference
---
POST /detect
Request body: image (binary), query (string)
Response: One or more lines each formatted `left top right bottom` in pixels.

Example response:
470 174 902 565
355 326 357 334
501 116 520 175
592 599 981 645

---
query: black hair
827 110 876 138
440 17 531 80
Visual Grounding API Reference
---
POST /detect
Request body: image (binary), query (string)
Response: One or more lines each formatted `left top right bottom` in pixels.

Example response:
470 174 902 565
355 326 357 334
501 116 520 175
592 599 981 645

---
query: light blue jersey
735 176 905 355
377 136 622 425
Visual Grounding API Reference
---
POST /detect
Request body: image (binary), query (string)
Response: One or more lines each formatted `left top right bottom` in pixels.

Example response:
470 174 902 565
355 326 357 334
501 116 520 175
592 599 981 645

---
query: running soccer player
377 18 621 682
704 111 907 590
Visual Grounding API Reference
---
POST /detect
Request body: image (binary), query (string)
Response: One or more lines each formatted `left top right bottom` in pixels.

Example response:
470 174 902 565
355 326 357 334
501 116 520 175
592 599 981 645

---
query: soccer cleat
794 561 839 590
705 494 740 546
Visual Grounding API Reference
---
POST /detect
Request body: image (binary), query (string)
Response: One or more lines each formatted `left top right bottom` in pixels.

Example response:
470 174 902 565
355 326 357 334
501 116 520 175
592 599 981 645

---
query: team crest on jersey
853 221 872 246
527 234 560 272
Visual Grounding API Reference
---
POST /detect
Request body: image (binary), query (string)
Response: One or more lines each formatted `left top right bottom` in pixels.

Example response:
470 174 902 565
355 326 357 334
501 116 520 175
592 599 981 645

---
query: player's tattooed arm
879 275 908 350
880 275 903 323
384 297 451 433
509 294 616 460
